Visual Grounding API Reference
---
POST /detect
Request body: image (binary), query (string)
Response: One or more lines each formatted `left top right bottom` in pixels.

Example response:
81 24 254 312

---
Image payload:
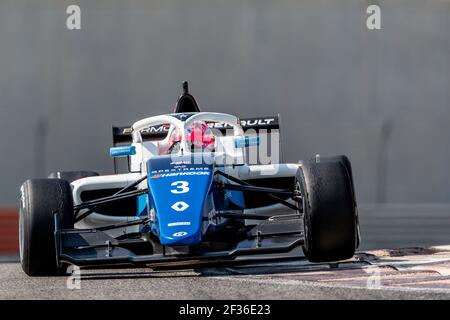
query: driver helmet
167 121 215 152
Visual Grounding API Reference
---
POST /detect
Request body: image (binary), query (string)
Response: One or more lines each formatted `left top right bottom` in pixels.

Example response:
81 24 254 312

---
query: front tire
19 179 74 276
295 157 358 262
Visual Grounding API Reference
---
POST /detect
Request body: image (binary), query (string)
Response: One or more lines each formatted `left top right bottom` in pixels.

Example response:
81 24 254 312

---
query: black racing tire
315 155 356 203
48 171 99 183
295 158 358 262
19 179 74 276
312 155 361 247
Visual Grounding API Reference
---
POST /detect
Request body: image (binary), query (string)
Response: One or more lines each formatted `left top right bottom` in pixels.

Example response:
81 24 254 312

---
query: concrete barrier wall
1 1 450 252
1 1 450 206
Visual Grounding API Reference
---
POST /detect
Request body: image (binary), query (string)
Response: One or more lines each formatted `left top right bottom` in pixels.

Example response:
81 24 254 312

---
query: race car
19 82 360 276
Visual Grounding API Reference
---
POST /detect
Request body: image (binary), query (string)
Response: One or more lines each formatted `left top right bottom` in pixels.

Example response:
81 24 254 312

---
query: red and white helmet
168 121 215 152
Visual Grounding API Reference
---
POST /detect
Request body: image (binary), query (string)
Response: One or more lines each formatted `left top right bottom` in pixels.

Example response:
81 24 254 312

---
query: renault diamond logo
171 201 189 212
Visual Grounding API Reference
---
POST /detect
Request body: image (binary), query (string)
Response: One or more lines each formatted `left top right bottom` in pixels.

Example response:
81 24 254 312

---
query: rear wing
112 115 280 145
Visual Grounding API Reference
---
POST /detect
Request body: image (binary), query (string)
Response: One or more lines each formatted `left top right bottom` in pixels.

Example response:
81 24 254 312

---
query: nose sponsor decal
150 167 211 179
168 222 191 227
171 201 189 211
152 171 210 178
173 231 188 237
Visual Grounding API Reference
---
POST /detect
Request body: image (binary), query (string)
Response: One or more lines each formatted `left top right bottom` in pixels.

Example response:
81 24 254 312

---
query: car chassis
54 170 304 268
20 82 359 276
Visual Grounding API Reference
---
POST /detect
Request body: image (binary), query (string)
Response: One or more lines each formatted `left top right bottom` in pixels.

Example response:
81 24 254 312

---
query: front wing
54 216 304 268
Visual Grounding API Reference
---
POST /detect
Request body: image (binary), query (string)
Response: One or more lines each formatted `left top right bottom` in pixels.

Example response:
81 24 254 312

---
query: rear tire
48 171 99 183
19 179 74 276
295 157 358 262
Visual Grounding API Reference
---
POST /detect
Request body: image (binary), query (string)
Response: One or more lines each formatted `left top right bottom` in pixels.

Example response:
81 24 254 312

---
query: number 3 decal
170 181 190 194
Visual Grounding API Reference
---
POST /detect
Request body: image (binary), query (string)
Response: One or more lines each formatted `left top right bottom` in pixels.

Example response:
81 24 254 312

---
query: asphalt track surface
3 246 450 299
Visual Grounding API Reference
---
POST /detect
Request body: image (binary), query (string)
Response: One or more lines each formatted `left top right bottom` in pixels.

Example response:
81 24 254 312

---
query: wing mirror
109 145 136 157
234 136 260 148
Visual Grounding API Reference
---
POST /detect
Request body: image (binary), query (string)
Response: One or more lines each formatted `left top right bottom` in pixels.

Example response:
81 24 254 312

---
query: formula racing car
19 82 360 276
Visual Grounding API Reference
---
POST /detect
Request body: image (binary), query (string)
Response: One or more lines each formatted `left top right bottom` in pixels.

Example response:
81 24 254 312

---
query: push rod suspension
214 171 301 211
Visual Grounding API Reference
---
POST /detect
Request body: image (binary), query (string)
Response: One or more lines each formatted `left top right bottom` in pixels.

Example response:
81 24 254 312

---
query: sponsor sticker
168 222 191 227
173 231 188 237
171 201 189 211
152 171 210 179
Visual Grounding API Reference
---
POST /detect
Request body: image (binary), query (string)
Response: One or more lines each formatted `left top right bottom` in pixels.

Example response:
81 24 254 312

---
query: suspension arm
74 188 148 211
218 182 295 196
214 171 301 211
